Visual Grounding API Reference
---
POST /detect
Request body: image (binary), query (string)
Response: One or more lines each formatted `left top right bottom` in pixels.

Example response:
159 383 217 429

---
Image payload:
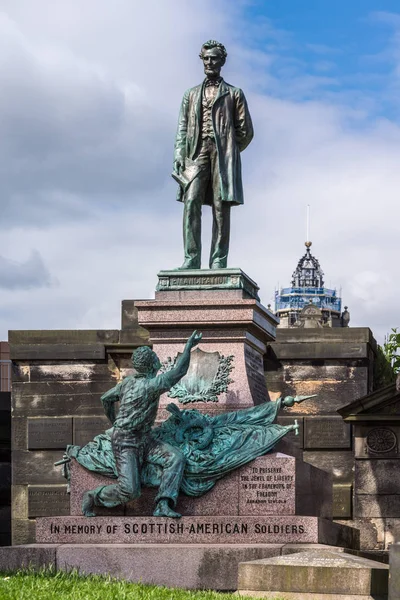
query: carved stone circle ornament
366 428 397 453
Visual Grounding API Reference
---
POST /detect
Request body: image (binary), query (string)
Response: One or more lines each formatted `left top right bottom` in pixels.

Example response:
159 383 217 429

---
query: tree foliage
373 328 399 390
383 328 400 374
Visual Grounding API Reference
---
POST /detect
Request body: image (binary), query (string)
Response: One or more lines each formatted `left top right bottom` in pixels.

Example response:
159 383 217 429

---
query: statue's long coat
174 79 253 206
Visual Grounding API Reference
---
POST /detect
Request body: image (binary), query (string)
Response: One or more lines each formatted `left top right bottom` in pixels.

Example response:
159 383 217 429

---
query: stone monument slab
304 417 351 449
57 544 282 591
28 486 70 517
69 459 238 517
69 454 332 519
355 425 400 459
244 345 270 406
237 454 332 518
28 418 72 450
332 484 352 519
238 550 388 598
389 542 400 599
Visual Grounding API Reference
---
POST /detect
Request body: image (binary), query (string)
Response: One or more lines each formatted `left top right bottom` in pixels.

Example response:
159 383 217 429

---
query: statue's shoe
177 261 200 270
82 491 96 517
209 261 227 269
153 500 181 519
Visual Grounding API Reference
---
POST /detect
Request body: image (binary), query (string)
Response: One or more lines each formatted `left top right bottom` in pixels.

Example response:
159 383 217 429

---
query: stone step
0 544 384 592
238 550 388 599
237 592 387 599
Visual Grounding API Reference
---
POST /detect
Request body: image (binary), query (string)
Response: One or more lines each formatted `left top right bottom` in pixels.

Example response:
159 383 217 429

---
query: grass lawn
0 569 285 600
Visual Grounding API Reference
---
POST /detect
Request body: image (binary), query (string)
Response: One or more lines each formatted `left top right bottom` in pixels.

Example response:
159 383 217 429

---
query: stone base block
155 269 261 301
389 542 400 600
57 543 280 590
0 544 57 570
238 591 387 599
35 515 359 548
69 453 332 519
238 550 388 598
0 544 375 591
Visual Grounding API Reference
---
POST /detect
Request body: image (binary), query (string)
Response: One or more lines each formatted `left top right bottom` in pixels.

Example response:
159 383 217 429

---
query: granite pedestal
68 453 332 519
0 543 373 591
133 269 279 419
3 444 361 588
4 271 364 590
27 452 359 588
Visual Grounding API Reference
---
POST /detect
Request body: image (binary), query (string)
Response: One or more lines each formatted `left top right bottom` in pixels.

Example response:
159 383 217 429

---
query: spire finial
305 204 311 247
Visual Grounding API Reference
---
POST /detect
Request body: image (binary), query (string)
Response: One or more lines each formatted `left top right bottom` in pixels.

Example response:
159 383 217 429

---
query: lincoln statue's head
199 40 227 79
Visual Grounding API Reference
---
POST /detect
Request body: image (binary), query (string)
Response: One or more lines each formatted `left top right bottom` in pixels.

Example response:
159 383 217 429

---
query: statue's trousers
91 428 185 508
183 137 231 268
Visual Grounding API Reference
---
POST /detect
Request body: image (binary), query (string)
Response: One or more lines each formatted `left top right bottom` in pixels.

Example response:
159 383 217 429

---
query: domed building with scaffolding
274 241 350 328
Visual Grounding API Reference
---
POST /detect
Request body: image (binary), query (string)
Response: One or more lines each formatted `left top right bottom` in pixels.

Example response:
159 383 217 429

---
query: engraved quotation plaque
304 417 351 450
238 458 296 515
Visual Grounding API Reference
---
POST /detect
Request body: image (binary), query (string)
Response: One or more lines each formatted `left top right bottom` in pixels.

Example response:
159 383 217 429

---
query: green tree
373 329 399 390
383 328 400 374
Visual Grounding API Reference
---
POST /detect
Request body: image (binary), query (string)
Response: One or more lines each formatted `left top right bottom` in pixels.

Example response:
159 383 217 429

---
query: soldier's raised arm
152 331 202 393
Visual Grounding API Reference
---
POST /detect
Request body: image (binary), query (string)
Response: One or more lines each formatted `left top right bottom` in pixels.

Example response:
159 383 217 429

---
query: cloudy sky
0 0 399 344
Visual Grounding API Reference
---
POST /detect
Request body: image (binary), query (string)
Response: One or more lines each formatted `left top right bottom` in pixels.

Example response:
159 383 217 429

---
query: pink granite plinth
134 276 278 417
152 335 271 419
69 459 239 517
69 454 332 519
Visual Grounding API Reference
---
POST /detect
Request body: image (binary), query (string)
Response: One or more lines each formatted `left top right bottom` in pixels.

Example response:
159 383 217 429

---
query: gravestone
28 418 73 450
238 550 389 599
28 486 70 518
389 542 400 600
304 417 351 450
338 379 400 551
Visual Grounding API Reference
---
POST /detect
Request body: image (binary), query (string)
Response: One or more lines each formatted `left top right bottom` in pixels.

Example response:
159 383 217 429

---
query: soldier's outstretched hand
187 330 202 349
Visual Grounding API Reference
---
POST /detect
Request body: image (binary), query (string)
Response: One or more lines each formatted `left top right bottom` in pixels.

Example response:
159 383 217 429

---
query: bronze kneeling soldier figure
82 331 202 518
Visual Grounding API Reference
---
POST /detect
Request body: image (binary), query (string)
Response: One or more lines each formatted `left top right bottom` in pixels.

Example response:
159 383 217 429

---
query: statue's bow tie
205 79 221 87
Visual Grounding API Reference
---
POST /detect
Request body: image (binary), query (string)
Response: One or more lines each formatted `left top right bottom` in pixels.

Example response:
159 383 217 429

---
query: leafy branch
384 328 400 374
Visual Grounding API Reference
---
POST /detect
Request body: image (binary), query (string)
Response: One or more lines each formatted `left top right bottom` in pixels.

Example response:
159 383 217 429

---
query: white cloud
0 2 399 345
0 250 54 290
